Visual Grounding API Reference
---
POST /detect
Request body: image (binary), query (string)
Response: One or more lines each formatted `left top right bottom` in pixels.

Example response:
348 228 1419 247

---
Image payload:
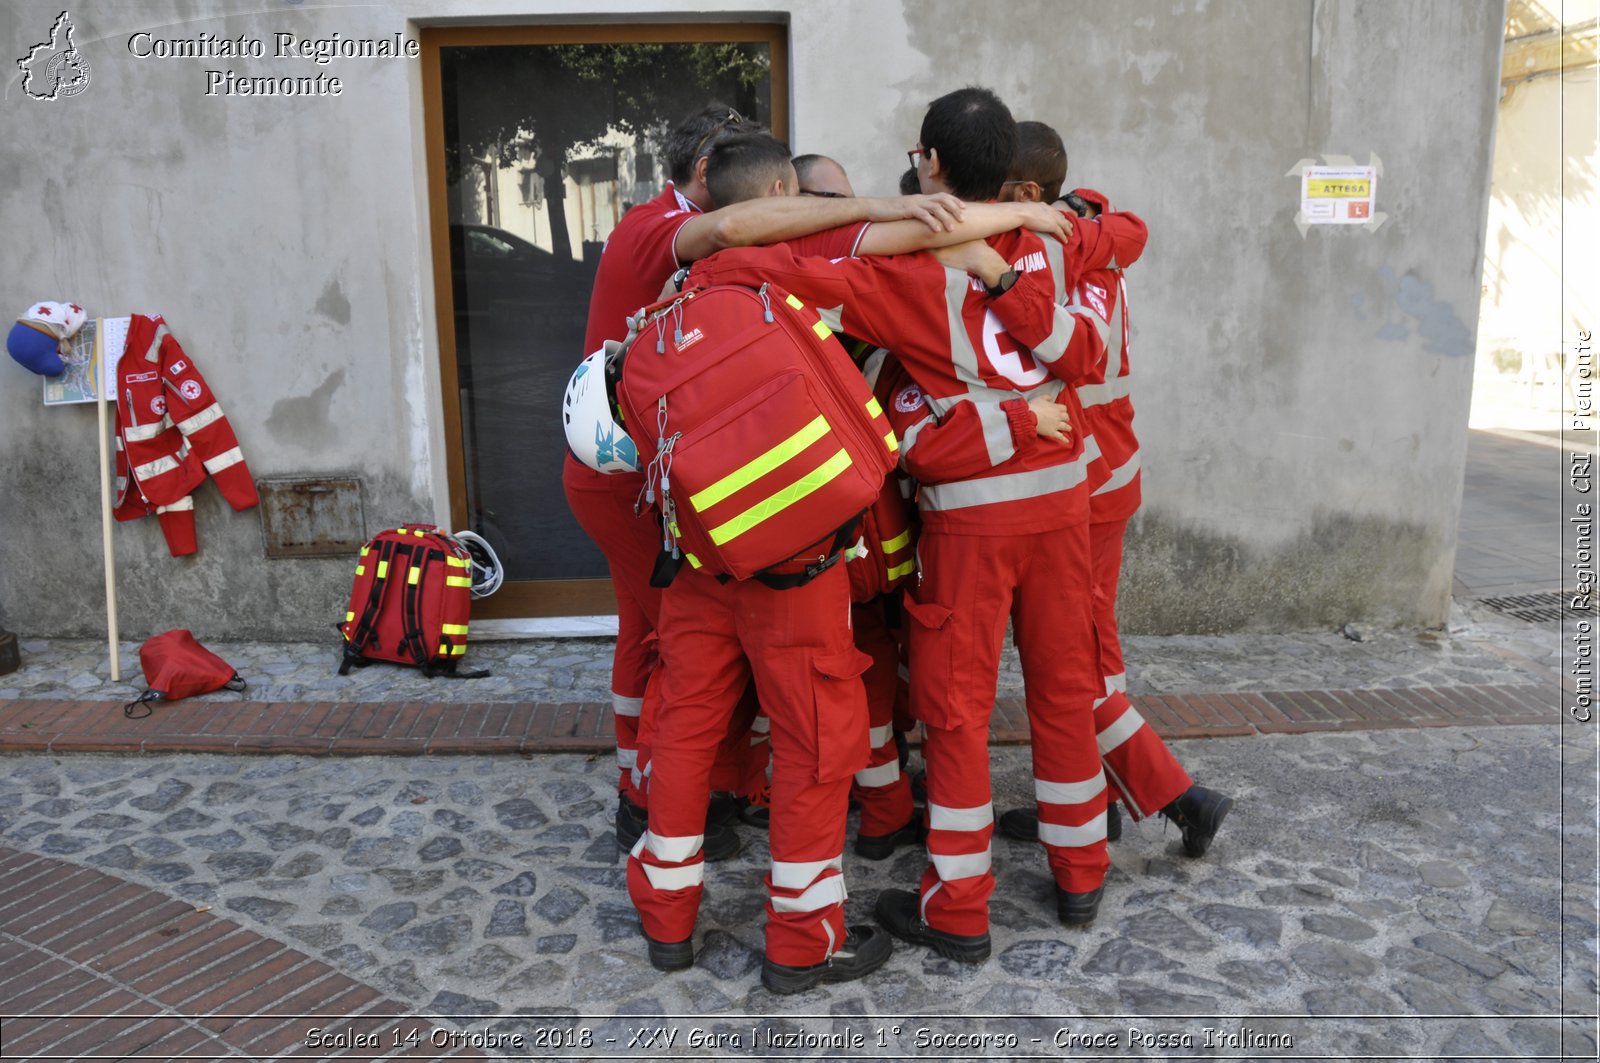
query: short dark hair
898 165 921 196
1010 120 1068 202
663 103 763 185
918 86 1018 200
791 153 828 183
705 131 794 207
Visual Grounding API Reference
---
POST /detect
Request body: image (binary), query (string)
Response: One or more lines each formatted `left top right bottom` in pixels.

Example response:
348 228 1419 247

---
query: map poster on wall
41 316 130 405
1301 165 1377 224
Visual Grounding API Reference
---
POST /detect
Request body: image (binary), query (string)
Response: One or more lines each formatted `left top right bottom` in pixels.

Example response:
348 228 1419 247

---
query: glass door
422 23 789 617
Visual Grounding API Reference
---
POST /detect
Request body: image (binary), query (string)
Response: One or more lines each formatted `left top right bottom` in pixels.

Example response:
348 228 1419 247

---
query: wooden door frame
420 21 790 618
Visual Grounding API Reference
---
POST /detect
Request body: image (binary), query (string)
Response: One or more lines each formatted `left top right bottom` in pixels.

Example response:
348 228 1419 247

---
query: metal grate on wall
1478 591 1590 624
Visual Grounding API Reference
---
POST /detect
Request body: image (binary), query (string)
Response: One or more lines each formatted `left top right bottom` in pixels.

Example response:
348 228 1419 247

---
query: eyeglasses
907 146 926 170
799 189 847 198
692 108 749 160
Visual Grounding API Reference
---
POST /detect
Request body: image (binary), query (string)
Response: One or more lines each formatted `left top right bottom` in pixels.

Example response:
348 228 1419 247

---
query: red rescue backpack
614 282 899 588
337 524 485 677
846 476 919 604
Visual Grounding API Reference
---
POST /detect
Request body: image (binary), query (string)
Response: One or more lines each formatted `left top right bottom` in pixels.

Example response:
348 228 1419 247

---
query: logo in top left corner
17 11 92 101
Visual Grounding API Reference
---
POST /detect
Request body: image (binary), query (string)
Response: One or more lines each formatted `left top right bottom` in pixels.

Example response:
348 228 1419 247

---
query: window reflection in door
433 33 780 610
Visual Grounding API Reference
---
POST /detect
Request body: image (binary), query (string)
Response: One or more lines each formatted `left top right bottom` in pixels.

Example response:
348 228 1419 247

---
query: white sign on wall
1301 165 1377 224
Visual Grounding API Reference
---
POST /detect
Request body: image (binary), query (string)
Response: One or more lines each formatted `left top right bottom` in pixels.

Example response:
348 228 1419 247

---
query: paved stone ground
0 722 1594 1060
0 597 1564 709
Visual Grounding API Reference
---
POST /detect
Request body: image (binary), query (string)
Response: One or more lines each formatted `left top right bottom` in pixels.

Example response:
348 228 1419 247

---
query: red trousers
563 457 658 804
625 564 871 965
1089 518 1190 818
851 598 915 836
903 524 1107 937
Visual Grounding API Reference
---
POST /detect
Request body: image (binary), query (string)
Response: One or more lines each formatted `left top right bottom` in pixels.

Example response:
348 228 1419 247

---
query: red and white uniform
691 221 1129 934
569 199 870 803
567 184 704 800
1064 190 1189 819
626 563 869 966
113 315 258 556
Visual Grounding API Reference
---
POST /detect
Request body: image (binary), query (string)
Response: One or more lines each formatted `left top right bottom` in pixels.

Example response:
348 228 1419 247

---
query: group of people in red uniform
563 87 1234 994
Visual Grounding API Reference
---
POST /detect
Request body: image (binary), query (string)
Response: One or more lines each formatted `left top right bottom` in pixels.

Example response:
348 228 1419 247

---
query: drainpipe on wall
0 625 17 676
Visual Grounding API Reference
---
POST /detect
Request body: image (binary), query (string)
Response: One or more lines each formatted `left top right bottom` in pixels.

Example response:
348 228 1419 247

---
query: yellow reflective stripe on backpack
442 624 468 636
376 560 389 579
355 564 365 576
690 416 830 512
884 430 899 453
881 529 911 555
812 320 832 341
887 559 917 581
785 294 804 310
684 552 702 569
707 449 853 547
866 396 883 418
446 556 470 569
345 611 355 623
451 644 467 655
408 567 420 585
447 576 472 588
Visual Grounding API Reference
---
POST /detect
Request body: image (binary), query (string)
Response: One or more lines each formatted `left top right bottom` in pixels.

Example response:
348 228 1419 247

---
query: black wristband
985 269 1019 298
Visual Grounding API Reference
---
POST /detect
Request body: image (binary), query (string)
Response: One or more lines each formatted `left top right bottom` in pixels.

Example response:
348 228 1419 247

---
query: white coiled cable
451 530 504 599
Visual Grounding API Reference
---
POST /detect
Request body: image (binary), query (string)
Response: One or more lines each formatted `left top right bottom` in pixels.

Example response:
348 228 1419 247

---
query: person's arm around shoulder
855 201 1071 257
672 193 966 264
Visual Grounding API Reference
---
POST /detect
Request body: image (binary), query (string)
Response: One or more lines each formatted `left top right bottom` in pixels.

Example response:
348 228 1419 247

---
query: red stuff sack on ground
125 629 246 719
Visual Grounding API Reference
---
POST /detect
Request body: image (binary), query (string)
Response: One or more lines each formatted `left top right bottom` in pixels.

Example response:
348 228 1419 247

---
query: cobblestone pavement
0 598 1563 708
0 722 1594 1060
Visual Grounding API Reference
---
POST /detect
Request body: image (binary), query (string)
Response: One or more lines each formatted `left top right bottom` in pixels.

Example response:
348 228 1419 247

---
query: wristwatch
985 269 1019 298
671 267 692 292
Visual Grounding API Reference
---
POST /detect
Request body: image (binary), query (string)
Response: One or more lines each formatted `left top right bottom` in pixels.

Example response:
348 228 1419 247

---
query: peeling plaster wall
0 0 1502 638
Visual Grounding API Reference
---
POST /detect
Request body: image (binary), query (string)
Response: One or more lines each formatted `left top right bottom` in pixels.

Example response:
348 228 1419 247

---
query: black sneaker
643 930 694 972
1055 884 1104 927
996 803 1122 843
615 794 648 852
760 925 893 994
707 790 740 827
738 786 771 829
1162 785 1233 858
873 888 990 963
853 812 923 860
616 795 742 863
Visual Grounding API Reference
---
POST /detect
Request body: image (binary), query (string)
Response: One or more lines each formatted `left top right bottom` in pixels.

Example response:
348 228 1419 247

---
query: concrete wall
0 0 1504 640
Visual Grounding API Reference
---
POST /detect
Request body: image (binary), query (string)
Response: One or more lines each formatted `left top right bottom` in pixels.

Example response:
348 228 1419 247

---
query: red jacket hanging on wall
113 314 258 556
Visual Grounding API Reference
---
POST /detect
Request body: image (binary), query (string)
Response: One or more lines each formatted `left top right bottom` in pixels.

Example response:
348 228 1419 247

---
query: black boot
616 794 742 862
853 811 924 860
874 888 990 963
760 925 894 994
1161 785 1233 858
997 802 1122 843
1055 884 1104 927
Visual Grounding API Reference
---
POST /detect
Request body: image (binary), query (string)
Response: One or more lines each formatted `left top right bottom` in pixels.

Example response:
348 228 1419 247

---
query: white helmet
563 343 639 474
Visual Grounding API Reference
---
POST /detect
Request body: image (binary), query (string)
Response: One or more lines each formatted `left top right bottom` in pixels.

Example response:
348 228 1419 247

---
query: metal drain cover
1479 591 1588 624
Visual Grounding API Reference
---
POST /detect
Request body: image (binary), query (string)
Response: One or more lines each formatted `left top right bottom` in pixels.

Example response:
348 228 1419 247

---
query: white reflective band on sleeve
919 448 1092 512
899 415 935 456
1034 772 1107 806
769 872 847 914
641 860 705 892
945 268 985 385
1062 302 1113 347
1042 237 1067 304
133 454 181 480
616 747 638 771
1104 672 1128 694
144 324 170 362
1097 706 1148 755
930 848 992 880
816 303 844 333
978 401 1017 468
1092 451 1141 497
854 761 901 789
1093 694 1109 710
929 802 993 832
771 854 843 890
155 496 195 514
1031 308 1073 364
868 724 893 748
123 422 164 442
861 347 888 389
611 693 643 719
642 830 704 864
175 403 224 435
203 446 244 474
1038 813 1108 848
751 715 771 735
1075 373 1134 408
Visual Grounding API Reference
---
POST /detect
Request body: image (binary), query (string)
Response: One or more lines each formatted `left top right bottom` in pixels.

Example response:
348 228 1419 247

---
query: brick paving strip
0 684 1557 756
0 848 486 1061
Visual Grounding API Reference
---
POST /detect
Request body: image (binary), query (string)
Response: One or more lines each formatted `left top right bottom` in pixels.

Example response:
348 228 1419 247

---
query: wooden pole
95 322 119 681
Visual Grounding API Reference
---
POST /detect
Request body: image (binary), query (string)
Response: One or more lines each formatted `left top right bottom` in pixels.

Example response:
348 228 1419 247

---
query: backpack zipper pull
758 283 774 323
